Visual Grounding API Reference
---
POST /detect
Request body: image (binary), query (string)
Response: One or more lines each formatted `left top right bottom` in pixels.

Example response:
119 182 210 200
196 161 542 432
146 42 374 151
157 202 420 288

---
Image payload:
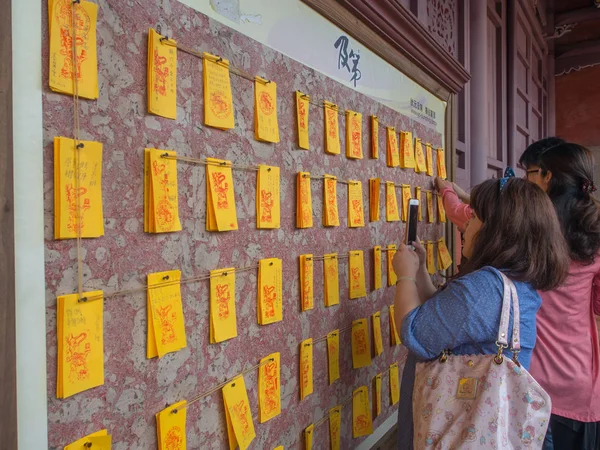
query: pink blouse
439 187 472 232
529 255 600 422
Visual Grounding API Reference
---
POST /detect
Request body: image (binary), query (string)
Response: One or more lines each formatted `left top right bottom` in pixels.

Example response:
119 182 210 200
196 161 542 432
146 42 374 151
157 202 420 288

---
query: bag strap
496 271 521 353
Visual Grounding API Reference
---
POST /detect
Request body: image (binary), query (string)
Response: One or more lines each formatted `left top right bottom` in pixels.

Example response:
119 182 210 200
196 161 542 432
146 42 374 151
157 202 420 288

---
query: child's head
520 139 600 263
461 177 569 290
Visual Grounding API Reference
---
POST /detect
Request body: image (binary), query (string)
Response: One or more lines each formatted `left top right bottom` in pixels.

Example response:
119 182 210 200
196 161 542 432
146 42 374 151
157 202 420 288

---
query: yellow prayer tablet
300 255 314 312
297 172 313 229
144 148 182 233
300 338 313 400
373 246 382 290
255 77 280 143
323 176 340 227
400 131 416 169
438 238 453 270
369 178 381 222
304 424 314 450
371 115 379 159
374 374 382 417
351 319 371 369
401 185 412 222
222 376 256 450
427 241 436 274
426 191 434 223
147 270 187 358
348 181 365 227
389 304 401 346
296 91 310 149
49 0 98 99
324 101 340 155
257 165 281 229
437 148 447 179
147 28 177 119
372 311 384 356
329 406 342 450
54 137 104 239
352 386 373 437
415 138 427 173
258 258 283 325
203 53 234 129
426 143 434 176
349 251 366 299
386 127 400 168
209 268 237 343
156 401 187 450
386 182 400 222
387 244 397 286
206 158 238 231
437 193 447 223
346 110 363 159
323 254 340 307
390 363 400 405
415 187 423 221
64 429 111 450
258 352 281 423
327 330 340 384
57 290 104 398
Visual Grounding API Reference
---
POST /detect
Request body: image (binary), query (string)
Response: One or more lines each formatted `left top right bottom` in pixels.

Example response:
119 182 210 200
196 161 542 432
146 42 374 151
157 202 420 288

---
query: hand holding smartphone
405 199 419 249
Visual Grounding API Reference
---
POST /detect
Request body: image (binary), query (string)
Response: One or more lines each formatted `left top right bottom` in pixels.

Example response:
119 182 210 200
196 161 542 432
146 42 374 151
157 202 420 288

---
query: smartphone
406 199 419 246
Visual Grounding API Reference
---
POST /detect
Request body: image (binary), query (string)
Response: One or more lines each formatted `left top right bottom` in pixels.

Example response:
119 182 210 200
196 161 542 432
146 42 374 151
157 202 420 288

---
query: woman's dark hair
461 178 569 291
519 139 600 264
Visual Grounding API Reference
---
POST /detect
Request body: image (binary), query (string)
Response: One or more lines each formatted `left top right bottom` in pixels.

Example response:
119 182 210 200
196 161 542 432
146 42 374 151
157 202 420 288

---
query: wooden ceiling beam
555 6 600 26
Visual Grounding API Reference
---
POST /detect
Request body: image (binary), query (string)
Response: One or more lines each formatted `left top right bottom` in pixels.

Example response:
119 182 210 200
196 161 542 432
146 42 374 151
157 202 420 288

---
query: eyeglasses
525 169 541 175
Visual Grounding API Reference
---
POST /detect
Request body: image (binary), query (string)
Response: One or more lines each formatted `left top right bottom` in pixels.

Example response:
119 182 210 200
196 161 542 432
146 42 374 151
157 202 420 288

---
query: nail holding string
161 152 169 158
76 143 84 149
304 343 311 347
267 167 272 172
163 275 170 281
231 382 235 387
83 443 91 449
216 57 223 63
269 262 273 266
78 296 88 303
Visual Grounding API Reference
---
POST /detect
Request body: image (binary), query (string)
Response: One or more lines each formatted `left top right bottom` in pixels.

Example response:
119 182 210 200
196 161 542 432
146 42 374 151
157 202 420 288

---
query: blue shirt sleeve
400 267 504 360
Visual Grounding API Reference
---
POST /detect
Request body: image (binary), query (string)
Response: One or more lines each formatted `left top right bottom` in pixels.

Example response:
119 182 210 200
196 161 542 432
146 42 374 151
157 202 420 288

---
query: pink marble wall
43 1 444 448
427 0 458 58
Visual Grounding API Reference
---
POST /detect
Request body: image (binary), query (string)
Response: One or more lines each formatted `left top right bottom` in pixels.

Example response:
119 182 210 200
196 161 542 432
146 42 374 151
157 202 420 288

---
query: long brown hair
461 178 569 291
520 140 600 264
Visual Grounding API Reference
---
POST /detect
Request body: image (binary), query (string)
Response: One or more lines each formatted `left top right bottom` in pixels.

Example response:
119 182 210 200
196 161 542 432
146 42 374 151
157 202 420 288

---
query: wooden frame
0 0 18 446
301 0 469 275
302 0 470 99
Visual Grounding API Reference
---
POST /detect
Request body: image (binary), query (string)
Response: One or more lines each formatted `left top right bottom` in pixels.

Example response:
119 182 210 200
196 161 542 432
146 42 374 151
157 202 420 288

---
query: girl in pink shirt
519 138 600 450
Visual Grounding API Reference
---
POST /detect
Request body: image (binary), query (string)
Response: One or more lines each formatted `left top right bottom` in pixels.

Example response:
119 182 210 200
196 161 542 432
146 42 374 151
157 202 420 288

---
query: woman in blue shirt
392 177 570 449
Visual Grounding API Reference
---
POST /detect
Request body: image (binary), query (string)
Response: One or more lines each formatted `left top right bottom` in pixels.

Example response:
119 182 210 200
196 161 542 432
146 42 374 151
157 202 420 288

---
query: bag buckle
494 341 507 365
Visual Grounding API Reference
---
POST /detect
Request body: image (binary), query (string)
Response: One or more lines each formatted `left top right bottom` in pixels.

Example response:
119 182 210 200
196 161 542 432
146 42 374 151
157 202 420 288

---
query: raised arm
399 268 502 360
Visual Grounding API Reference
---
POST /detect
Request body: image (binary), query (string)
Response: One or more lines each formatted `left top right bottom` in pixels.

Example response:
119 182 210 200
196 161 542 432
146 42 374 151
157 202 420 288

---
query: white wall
12 0 48 448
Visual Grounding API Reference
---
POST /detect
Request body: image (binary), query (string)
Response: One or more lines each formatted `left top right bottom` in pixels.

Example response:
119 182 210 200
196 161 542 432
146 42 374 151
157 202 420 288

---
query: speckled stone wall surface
427 0 458 58
43 1 444 448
